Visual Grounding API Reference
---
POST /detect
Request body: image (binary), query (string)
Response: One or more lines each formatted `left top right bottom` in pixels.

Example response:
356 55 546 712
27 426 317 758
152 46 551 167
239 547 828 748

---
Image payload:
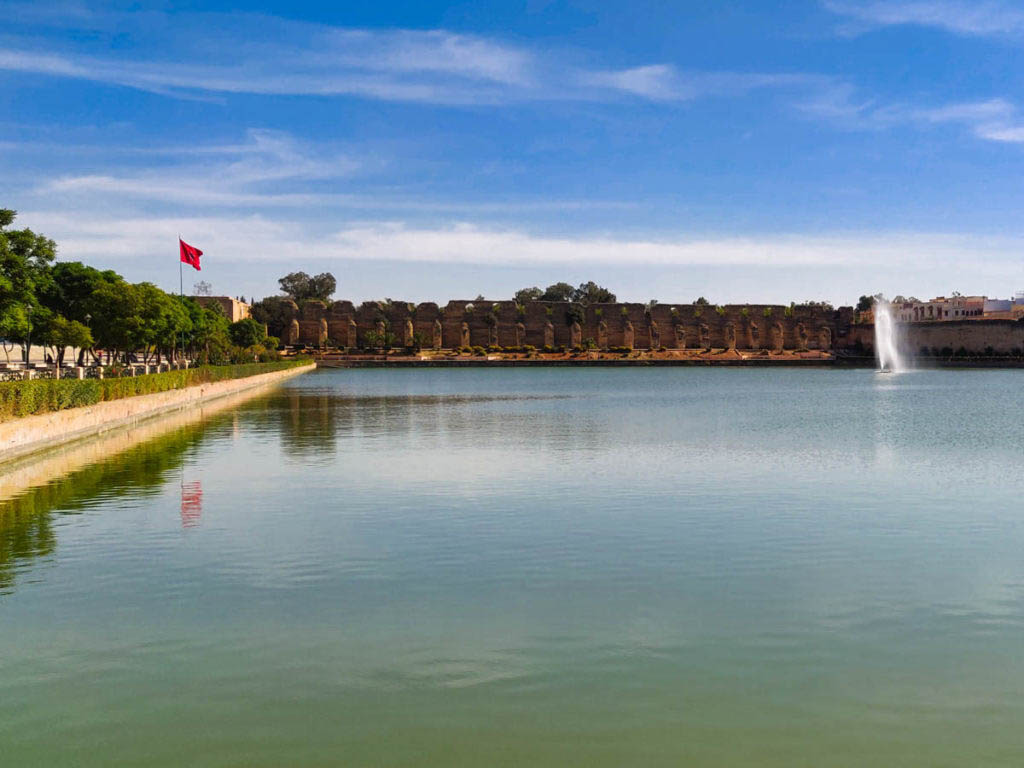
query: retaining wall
0 363 314 464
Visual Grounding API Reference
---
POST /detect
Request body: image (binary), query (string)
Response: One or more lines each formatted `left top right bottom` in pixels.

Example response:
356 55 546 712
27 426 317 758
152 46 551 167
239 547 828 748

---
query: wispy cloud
0 7 819 105
21 209 1023 272
824 1 1024 38
36 129 362 206
798 85 1024 144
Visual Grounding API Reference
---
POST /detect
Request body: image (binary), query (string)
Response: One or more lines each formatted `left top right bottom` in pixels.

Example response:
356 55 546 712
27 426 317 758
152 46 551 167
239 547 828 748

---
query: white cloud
824 1 1024 38
798 88 1024 144
0 8 820 105
19 210 1022 273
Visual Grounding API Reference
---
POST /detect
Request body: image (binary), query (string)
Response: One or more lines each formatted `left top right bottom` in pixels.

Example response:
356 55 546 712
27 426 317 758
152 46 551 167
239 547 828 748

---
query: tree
539 282 575 302
694 297 710 305
250 295 298 339
571 281 616 305
0 209 57 361
856 295 875 313
278 271 336 302
515 286 543 304
228 317 266 348
40 315 93 365
88 279 141 361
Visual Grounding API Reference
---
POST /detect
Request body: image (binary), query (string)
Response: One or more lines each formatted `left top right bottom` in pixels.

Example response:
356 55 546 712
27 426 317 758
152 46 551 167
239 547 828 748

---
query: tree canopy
515 281 617 304
278 271 336 303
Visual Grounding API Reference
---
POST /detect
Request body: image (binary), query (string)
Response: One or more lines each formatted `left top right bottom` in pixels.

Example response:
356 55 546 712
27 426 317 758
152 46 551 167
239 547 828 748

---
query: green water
3 368 1024 766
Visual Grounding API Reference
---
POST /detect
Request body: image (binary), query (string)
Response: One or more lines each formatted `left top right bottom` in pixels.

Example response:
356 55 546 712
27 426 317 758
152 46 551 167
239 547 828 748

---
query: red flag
179 238 202 271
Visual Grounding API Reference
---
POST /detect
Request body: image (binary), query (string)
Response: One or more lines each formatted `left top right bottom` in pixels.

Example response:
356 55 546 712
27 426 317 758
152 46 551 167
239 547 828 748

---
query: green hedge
0 360 311 422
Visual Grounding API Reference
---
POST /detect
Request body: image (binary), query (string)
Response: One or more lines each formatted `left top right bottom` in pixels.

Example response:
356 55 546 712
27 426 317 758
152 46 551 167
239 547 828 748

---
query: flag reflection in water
180 480 203 528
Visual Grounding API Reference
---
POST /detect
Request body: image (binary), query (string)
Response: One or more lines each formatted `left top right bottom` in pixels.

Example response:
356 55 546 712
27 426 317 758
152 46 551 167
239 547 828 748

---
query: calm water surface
2 368 1024 766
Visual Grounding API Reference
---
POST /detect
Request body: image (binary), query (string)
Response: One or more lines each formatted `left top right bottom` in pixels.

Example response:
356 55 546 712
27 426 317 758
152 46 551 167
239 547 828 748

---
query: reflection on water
180 480 203 528
0 425 201 593
2 368 1024 767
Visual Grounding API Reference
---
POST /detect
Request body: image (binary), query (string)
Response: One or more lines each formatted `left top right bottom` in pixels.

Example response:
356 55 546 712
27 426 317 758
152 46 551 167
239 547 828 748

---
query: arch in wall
287 318 300 346
515 322 526 347
432 319 443 350
819 326 832 350
724 322 736 350
650 321 660 349
796 323 808 350
597 320 608 349
673 324 686 349
348 319 358 348
570 322 582 348
623 320 634 350
698 323 710 349
770 322 784 352
746 321 759 350
543 321 555 348
460 322 471 348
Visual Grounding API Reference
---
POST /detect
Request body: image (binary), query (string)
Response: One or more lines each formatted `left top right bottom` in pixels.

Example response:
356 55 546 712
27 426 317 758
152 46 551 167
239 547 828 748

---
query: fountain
874 300 907 372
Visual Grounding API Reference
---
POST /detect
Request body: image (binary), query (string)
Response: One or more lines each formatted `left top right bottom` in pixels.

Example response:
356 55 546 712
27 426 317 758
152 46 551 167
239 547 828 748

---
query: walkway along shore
0 362 314 465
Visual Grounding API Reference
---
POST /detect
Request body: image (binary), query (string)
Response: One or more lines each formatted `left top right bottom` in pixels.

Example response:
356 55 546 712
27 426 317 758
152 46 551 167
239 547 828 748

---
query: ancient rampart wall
279 300 856 352
847 320 1024 355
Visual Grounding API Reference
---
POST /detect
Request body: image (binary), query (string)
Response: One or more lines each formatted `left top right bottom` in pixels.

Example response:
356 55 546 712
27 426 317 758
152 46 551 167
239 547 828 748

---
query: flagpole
178 234 184 365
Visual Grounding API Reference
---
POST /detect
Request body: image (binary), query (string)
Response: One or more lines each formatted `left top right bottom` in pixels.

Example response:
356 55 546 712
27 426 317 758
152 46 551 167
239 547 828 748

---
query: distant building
194 296 251 323
895 296 985 322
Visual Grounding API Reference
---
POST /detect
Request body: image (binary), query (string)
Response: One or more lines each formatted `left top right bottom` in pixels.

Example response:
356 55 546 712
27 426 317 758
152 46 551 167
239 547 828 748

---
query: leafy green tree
0 209 57 361
278 271 336 302
515 286 543 303
571 281 616 304
539 282 575 302
228 317 266 348
88 279 141 362
39 315 93 365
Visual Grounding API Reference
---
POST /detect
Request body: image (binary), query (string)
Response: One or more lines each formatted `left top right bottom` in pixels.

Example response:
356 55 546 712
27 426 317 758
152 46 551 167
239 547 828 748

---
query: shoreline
314 353 1024 369
0 362 314 465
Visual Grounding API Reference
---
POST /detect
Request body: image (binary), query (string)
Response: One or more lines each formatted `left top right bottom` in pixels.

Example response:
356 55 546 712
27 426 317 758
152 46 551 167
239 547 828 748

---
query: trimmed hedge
0 360 311 422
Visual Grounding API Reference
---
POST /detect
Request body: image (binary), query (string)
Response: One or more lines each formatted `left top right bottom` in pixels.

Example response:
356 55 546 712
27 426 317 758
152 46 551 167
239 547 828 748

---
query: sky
2 0 1024 306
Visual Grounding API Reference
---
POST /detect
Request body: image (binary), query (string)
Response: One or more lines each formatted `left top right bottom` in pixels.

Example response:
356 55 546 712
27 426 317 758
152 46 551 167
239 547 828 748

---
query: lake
2 367 1024 766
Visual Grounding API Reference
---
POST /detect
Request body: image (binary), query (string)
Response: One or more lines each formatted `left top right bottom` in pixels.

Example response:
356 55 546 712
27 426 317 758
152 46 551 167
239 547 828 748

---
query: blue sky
2 0 1024 305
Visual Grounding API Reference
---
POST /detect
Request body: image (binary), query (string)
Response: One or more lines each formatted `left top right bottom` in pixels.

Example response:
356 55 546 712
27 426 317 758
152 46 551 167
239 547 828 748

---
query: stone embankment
0 362 314 464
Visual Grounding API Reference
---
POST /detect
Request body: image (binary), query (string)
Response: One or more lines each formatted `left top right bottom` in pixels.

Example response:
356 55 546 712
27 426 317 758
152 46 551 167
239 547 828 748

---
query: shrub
581 338 597 350
542 344 554 353
487 344 501 353
954 346 970 358
1012 348 1023 357
522 345 536 352
0 360 311 422
984 345 996 357
940 346 954 357
472 345 486 356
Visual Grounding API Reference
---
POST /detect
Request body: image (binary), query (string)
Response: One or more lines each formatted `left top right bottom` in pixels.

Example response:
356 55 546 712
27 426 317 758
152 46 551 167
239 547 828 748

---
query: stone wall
279 299 855 352
847 319 1024 356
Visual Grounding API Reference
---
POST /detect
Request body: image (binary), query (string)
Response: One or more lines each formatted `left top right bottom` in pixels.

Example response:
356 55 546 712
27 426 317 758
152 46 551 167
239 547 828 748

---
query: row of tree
0 209 276 365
